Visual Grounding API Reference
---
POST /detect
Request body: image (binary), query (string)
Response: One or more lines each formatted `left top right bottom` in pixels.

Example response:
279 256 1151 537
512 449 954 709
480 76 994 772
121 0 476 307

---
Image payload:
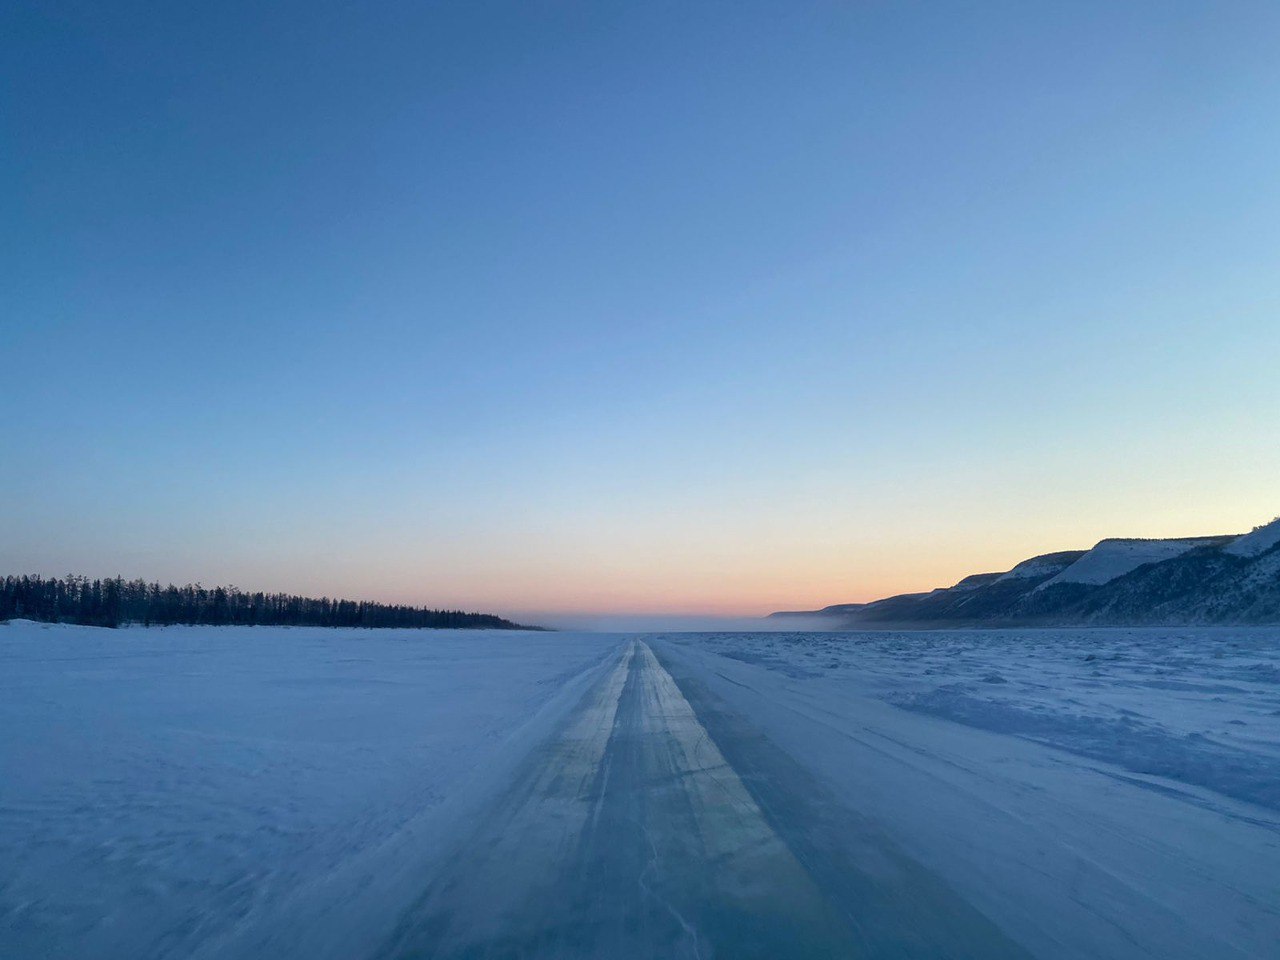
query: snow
1037 537 1212 587
3 620 1278 958
948 572 1002 591
656 628 1280 958
0 621 616 960
993 551 1078 581
1226 517 1280 558
662 627 1280 809
379 641 890 959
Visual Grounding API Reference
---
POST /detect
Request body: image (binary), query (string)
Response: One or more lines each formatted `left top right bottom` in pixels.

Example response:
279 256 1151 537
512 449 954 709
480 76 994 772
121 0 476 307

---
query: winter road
5 625 1277 959
375 641 1028 959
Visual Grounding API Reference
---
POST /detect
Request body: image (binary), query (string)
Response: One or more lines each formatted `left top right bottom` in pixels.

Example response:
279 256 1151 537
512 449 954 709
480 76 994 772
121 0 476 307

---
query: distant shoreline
0 575 545 632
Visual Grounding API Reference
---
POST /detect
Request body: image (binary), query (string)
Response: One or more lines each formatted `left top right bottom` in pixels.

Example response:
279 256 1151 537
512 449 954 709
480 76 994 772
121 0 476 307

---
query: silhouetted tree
0 574 533 630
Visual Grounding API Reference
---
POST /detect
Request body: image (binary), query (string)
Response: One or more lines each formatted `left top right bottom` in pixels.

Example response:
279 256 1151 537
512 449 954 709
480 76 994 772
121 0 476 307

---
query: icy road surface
378 641 1023 959
2 623 1279 958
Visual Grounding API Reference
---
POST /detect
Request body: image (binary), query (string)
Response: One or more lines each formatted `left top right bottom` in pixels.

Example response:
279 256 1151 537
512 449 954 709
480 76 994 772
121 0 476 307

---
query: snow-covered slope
994 550 1085 582
949 572 1004 591
770 513 1280 626
1036 537 1225 589
1225 517 1280 558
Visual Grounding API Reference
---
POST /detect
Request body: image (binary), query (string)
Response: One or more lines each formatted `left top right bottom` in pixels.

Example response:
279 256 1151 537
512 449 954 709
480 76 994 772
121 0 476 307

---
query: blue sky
4 1 1279 618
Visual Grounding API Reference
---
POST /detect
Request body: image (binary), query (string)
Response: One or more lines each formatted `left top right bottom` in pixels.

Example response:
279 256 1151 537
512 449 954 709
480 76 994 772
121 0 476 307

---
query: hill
770 517 1280 627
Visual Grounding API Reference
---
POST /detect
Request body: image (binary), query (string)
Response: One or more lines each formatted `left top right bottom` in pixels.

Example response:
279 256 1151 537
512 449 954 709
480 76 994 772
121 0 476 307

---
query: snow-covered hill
1225 517 1280 558
994 550 1085 582
1036 537 1229 589
773 514 1280 627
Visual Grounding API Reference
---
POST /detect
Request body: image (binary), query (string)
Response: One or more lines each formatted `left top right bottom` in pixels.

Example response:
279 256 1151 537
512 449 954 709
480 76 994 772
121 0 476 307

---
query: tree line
0 575 535 630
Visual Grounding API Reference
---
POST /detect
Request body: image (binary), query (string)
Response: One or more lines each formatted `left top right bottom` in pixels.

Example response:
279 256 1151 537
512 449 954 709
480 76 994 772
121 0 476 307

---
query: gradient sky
4 1 1279 621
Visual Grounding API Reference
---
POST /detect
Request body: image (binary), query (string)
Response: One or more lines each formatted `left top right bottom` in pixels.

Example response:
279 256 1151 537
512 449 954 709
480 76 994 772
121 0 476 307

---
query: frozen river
2 622 1278 958
378 640 1023 959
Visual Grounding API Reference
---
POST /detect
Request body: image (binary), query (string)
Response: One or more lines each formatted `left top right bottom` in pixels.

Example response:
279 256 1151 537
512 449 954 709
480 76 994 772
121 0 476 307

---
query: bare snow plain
2 620 1278 959
0 622 617 959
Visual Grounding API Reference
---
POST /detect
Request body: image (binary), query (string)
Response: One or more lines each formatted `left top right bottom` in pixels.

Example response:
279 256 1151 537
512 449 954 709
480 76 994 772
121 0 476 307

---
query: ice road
377 640 1024 959
3 623 1278 958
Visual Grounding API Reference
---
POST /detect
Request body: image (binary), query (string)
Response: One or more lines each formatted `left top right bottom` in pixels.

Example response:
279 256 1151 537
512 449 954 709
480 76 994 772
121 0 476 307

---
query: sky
4 1 1279 623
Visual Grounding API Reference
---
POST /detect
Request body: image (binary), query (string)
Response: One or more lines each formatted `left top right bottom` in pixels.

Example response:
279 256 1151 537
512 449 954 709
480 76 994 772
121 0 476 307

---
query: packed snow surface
1037 537 1212 588
3 620 1278 959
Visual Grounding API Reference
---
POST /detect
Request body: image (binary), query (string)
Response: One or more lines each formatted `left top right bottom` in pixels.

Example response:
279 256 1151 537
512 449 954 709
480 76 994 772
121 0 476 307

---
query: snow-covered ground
656 627 1280 958
2 621 1278 958
670 627 1280 810
0 621 616 959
